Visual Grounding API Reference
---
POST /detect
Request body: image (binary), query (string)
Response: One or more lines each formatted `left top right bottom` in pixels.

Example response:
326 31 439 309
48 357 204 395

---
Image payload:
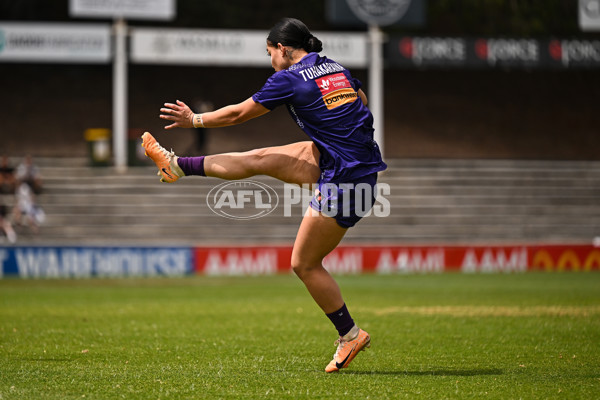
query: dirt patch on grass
363 305 600 317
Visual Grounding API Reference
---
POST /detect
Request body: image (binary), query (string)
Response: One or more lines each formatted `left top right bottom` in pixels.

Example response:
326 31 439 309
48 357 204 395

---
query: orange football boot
141 132 184 183
325 328 370 373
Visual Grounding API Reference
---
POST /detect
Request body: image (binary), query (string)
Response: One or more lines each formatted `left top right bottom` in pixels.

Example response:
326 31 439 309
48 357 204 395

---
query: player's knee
291 255 321 279
291 262 309 279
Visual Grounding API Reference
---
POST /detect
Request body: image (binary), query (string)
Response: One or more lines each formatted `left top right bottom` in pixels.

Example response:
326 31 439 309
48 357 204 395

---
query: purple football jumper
252 52 387 184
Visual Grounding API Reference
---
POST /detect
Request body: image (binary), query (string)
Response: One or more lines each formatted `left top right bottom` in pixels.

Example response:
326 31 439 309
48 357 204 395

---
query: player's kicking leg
141 131 320 185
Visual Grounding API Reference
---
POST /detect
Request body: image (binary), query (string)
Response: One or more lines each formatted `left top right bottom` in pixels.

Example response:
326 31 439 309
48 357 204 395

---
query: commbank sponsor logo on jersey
317 72 358 110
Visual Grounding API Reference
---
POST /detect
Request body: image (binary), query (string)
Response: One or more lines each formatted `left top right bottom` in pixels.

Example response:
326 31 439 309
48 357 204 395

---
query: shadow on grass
344 368 503 376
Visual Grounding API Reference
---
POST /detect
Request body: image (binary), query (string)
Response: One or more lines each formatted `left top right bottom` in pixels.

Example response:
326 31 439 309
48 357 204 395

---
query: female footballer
142 17 387 373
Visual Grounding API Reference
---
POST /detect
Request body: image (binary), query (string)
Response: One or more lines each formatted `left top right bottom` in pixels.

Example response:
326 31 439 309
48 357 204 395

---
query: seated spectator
0 155 17 194
0 201 17 243
13 182 45 235
16 155 43 194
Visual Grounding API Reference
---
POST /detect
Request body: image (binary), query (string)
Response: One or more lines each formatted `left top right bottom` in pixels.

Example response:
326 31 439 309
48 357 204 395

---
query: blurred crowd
0 155 45 243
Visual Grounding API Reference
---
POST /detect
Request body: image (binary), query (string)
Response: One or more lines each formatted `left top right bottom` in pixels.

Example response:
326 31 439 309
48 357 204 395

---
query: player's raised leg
142 131 320 186
291 208 371 372
204 141 320 185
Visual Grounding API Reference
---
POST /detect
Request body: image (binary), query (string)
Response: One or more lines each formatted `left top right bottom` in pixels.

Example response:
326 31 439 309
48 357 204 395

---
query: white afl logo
346 0 412 26
206 180 279 220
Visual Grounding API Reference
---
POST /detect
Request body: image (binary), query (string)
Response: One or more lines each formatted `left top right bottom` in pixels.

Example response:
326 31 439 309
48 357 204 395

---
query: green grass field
1 273 599 399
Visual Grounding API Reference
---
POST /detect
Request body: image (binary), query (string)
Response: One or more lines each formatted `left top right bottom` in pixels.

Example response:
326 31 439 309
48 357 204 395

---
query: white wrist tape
192 113 205 128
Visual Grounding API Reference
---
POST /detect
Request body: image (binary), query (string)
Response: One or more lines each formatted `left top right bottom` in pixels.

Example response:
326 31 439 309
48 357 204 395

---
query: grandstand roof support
113 18 128 172
368 24 385 158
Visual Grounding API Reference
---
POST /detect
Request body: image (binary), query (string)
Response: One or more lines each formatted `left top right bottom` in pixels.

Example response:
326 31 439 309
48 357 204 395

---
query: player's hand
160 100 194 130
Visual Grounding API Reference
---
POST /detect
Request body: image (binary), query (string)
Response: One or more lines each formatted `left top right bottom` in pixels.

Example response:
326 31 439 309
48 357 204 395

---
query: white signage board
131 28 270 66
0 23 110 63
130 28 368 68
70 0 175 21
316 31 368 68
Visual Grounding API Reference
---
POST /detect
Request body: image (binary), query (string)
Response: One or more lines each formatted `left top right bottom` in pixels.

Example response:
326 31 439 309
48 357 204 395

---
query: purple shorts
309 172 379 228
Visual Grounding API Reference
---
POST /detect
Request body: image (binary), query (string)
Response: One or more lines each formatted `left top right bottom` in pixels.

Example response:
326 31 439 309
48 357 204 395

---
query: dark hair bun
304 36 323 53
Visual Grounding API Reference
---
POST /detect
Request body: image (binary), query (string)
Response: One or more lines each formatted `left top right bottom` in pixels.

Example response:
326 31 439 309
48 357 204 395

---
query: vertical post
113 18 128 171
368 23 384 157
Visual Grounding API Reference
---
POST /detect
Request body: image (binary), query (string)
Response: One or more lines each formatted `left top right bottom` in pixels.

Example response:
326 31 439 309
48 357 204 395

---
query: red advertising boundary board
194 245 600 275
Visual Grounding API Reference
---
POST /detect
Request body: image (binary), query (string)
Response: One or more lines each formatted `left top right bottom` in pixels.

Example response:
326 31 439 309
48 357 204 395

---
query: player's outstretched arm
160 98 269 130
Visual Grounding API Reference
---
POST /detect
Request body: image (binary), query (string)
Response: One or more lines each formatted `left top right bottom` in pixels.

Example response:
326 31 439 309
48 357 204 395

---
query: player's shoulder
264 69 294 88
